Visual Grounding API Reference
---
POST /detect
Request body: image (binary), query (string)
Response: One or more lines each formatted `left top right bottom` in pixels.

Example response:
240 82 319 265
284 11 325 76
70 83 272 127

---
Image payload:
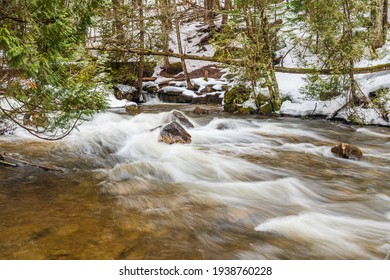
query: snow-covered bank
276 72 390 126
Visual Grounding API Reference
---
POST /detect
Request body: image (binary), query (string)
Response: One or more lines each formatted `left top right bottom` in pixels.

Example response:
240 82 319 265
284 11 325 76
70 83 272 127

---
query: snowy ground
149 16 390 126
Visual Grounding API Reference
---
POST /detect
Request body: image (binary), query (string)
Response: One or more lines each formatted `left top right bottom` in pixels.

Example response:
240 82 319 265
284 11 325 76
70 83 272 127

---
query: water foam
255 212 390 258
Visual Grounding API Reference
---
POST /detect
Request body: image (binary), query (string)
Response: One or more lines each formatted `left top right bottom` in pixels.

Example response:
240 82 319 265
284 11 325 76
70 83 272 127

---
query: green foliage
0 0 109 138
369 87 390 121
288 0 374 109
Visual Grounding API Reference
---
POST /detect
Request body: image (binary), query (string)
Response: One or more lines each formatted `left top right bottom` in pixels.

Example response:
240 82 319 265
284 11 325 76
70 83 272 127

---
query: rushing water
0 105 389 260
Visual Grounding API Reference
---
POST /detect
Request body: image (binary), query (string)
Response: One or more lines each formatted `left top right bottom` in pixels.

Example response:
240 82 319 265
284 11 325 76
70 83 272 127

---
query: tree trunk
205 0 215 28
175 17 194 89
137 0 144 101
382 0 388 45
258 0 281 111
160 0 172 70
371 0 386 49
112 0 124 43
221 0 231 31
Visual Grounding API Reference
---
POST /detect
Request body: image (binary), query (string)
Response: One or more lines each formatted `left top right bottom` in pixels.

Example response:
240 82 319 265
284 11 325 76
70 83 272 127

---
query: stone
125 104 138 114
193 107 210 115
331 143 363 160
142 82 159 94
158 86 190 103
159 121 191 144
192 96 207 104
237 107 256 114
169 110 194 128
200 85 214 94
205 93 223 104
114 84 139 102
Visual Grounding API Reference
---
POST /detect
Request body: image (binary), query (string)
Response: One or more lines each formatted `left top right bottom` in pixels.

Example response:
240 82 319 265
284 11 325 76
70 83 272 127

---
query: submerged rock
331 143 363 160
159 121 191 144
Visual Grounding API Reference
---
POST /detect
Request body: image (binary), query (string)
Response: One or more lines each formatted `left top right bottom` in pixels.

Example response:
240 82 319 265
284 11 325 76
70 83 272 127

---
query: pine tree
0 0 108 139
290 0 373 118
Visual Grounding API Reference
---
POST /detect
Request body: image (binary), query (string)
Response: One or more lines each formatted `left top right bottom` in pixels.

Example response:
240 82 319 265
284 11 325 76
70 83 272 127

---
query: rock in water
331 143 363 160
170 110 194 128
193 107 209 115
159 121 192 144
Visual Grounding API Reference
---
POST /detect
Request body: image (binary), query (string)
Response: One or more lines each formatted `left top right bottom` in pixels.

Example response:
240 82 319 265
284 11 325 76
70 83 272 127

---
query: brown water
1 106 389 259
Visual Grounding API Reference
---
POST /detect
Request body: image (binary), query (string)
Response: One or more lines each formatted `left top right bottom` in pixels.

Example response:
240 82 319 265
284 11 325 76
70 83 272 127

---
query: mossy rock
331 143 363 160
166 62 183 75
255 93 269 108
224 85 251 113
258 103 273 115
237 107 256 115
125 104 138 114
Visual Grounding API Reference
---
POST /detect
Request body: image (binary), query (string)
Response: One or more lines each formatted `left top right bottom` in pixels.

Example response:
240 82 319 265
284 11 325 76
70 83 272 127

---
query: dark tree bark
137 0 145 101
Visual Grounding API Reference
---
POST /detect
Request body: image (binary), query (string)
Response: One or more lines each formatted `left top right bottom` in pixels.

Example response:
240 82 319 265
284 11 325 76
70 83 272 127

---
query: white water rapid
0 107 389 259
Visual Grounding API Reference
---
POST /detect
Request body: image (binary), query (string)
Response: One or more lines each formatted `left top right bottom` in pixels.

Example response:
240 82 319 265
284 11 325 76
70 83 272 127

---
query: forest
1 0 390 139
0 0 390 263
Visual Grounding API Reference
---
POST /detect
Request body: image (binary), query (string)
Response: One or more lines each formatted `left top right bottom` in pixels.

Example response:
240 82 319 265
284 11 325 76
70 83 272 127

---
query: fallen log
86 46 390 75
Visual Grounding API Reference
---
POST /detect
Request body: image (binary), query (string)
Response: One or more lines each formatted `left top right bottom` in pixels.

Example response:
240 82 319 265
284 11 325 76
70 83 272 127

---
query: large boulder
169 110 194 128
159 121 191 144
114 84 139 102
331 143 363 160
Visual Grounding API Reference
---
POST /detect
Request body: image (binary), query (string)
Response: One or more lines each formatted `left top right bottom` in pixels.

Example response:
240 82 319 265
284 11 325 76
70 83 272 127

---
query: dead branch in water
0 153 64 172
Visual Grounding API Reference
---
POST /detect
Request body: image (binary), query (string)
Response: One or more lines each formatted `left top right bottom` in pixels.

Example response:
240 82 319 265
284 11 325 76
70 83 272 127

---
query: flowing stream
0 104 389 259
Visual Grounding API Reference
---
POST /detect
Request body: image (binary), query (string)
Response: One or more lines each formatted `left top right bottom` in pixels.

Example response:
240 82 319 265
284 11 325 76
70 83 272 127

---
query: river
0 104 389 259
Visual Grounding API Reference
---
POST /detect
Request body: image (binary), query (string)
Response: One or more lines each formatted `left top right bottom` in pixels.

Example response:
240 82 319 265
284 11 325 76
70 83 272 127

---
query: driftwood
0 153 64 172
0 159 17 167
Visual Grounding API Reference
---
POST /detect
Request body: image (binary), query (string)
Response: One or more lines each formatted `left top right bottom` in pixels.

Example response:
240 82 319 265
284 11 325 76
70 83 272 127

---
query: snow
116 84 137 94
168 21 217 70
107 94 137 109
191 78 227 92
159 86 186 93
182 90 199 98
280 99 344 117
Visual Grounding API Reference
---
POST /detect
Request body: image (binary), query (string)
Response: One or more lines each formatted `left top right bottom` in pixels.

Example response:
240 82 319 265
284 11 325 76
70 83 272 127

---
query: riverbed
0 105 389 259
